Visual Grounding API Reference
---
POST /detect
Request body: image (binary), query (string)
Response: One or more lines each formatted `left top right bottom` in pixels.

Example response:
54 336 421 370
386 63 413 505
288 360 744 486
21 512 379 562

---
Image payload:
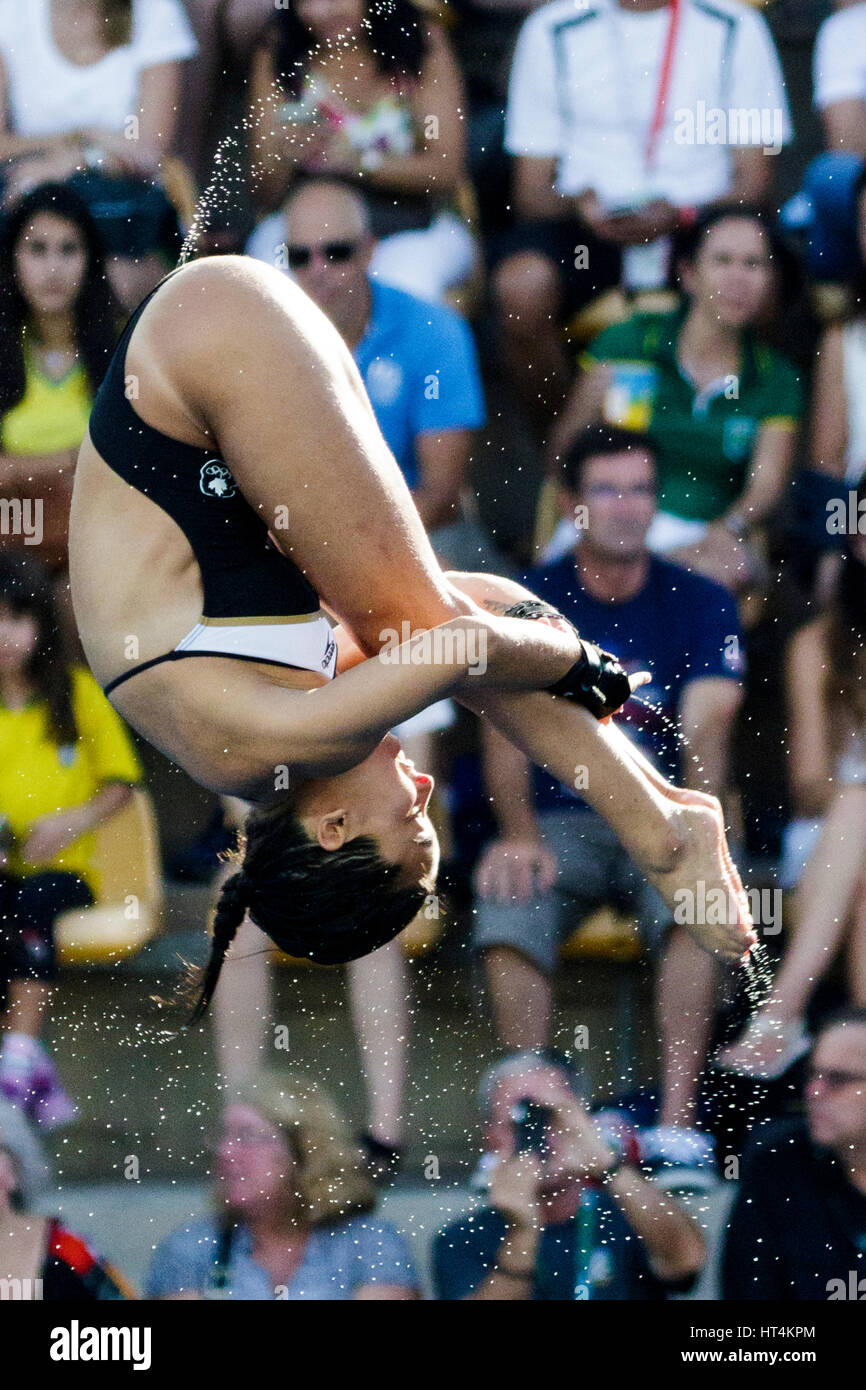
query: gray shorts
472 809 672 975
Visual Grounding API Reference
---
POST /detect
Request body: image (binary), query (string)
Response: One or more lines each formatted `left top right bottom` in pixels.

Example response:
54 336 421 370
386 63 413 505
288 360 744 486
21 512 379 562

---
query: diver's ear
315 810 349 851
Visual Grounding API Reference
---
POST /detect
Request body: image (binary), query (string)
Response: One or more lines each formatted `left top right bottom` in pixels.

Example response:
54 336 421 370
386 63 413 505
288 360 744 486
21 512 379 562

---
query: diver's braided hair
185 794 432 1024
187 871 250 1025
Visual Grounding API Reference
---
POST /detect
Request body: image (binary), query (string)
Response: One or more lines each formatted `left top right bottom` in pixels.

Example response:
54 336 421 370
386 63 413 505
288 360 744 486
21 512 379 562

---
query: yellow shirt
0 667 141 891
0 353 92 455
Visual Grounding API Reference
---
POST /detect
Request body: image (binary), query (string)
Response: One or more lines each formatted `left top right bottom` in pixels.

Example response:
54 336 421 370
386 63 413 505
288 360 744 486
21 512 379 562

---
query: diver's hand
500 600 643 718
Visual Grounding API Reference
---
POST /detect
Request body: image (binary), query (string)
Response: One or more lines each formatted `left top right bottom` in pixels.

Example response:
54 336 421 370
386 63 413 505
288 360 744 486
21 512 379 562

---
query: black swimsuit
87 270 337 696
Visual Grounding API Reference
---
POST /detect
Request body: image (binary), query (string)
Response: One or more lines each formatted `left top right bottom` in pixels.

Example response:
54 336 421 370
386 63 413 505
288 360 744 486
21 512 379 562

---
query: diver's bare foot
715 1014 809 1079
659 784 749 902
645 799 756 960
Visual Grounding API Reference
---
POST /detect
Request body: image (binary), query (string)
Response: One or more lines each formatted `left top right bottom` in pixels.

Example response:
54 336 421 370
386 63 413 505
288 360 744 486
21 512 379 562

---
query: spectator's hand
488 1151 543 1230
612 198 679 243
573 188 610 233
474 839 559 903
77 129 158 177
553 1101 617 1181
575 191 679 245
316 137 365 178
299 126 359 176
21 808 89 867
4 150 84 203
672 524 766 593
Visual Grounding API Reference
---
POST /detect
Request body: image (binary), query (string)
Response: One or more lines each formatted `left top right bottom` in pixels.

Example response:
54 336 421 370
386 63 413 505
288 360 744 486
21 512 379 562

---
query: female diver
68 256 755 1015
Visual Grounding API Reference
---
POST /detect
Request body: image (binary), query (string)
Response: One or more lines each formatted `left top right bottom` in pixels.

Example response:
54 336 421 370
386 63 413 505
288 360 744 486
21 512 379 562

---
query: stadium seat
55 789 164 966
560 905 643 963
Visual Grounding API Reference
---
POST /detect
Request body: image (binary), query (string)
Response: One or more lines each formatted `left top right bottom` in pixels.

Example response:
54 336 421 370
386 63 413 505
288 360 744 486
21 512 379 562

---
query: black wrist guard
500 598 572 626
547 640 633 718
502 599 632 719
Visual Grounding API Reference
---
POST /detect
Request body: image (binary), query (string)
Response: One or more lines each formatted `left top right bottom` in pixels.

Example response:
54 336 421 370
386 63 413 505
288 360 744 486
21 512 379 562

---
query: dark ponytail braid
187 872 250 1025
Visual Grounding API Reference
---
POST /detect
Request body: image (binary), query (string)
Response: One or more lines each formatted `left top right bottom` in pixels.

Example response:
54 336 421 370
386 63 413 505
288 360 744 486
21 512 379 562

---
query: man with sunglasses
723 1008 866 1299
249 177 492 572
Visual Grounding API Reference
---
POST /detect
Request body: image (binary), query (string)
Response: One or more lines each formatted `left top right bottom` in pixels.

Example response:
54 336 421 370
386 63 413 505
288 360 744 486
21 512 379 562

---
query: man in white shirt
800 1 866 280
492 0 791 430
815 0 866 153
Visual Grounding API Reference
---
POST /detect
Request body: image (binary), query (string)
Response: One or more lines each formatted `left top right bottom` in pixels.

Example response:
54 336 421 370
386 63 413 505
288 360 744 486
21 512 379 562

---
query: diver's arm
244 612 581 779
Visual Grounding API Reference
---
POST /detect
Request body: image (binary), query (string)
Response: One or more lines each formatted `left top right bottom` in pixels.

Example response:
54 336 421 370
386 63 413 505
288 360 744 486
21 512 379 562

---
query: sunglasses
286 241 359 270
806 1069 866 1090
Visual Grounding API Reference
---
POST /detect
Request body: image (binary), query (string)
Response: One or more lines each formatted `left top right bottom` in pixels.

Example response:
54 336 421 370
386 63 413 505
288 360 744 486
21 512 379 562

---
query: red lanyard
644 0 682 171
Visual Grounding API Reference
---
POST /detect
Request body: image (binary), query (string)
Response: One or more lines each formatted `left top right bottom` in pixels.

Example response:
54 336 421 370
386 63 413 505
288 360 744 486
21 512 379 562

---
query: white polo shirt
505 0 792 209
814 2 866 111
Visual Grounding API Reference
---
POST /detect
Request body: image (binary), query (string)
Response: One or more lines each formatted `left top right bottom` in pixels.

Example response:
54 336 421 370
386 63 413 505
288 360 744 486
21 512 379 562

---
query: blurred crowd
1 0 866 1301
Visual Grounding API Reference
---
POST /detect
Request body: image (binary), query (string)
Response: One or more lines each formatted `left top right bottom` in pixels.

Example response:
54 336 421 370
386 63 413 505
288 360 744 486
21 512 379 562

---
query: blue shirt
519 553 744 814
433 1197 686 1301
145 1213 418 1300
354 280 485 491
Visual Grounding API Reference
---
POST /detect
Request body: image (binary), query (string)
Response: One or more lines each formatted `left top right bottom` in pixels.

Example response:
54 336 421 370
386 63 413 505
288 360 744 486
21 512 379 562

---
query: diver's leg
441 571 752 960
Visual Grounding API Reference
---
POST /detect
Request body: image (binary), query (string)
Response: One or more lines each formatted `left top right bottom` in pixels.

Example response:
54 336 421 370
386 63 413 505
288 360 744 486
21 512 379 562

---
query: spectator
0 183 120 573
264 178 488 562
1 1111 131 1297
449 0 546 240
723 1009 866 1300
793 0 866 284
248 0 474 302
473 426 744 1148
550 208 803 593
812 166 866 485
176 0 273 187
0 1095 51 1206
718 501 866 1079
146 1071 420 1299
433 1051 705 1299
493 0 790 428
0 0 197 307
815 0 866 158
0 553 141 1127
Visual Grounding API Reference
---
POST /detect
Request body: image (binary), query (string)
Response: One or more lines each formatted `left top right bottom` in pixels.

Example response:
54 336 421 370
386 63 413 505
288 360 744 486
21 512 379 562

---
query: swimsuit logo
322 635 336 670
200 460 238 500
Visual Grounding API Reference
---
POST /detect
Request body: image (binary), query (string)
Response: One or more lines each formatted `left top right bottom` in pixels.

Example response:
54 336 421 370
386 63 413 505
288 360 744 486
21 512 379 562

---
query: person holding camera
432 1051 705 1300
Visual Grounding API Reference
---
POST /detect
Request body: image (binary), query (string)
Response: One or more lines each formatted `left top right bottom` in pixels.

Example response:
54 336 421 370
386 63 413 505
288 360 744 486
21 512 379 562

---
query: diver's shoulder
159 254 290 307
144 255 312 354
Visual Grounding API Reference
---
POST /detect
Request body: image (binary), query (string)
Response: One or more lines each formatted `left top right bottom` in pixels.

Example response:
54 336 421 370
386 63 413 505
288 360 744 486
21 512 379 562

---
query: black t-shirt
433 1195 687 1301
723 1118 866 1300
